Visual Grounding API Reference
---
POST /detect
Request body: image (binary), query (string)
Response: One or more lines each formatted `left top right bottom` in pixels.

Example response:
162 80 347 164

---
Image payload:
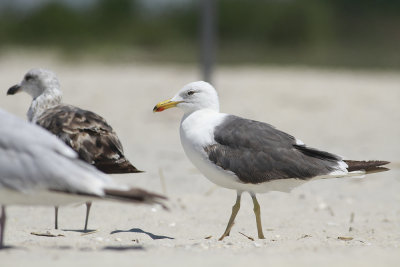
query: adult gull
153 81 389 240
0 108 165 249
7 68 142 231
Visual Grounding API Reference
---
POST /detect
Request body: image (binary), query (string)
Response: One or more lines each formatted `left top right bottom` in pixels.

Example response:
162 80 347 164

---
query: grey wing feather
205 115 342 184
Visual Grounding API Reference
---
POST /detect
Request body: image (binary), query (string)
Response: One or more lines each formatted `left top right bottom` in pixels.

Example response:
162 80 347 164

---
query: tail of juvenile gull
104 188 168 209
96 158 143 174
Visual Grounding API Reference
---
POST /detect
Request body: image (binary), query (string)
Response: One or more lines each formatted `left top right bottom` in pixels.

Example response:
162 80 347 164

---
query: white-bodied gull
0 108 165 248
153 81 389 240
8 68 142 231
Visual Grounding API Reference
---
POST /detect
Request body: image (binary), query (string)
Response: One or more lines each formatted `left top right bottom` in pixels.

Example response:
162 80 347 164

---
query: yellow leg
219 193 242 241
251 194 265 239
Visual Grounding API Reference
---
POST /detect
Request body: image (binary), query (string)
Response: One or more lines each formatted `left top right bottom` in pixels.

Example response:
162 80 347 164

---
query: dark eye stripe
25 74 34 81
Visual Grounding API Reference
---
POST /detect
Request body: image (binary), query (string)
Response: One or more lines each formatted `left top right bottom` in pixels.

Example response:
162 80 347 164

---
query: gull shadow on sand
111 228 174 240
102 245 145 251
62 229 97 233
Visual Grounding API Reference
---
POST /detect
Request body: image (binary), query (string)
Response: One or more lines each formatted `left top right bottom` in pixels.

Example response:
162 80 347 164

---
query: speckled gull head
153 81 220 114
7 68 61 99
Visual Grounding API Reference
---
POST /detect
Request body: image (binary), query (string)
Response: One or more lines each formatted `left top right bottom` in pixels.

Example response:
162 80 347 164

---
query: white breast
180 110 237 187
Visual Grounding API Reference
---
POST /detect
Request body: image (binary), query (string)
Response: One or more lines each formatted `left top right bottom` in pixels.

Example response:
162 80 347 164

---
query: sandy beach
0 53 399 266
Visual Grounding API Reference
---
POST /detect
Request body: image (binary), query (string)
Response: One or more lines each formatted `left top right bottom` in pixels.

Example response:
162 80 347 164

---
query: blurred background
0 0 399 70
0 0 398 186
0 1 399 263
0 0 398 191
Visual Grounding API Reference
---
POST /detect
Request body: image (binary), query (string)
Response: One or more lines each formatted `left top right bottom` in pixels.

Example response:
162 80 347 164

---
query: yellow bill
153 99 182 112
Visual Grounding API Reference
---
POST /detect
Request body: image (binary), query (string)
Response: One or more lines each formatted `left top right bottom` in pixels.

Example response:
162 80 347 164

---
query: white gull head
8 68 63 122
154 81 220 115
174 81 220 113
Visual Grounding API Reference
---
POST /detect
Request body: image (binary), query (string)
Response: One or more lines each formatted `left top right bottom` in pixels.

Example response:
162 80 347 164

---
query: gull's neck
182 107 220 123
28 88 62 122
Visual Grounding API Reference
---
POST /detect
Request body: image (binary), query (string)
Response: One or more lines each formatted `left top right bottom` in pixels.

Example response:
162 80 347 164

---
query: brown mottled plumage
36 104 141 174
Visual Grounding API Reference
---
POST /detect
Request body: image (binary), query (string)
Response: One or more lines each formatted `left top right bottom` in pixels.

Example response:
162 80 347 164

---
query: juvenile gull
0 108 165 249
153 81 389 240
8 68 142 231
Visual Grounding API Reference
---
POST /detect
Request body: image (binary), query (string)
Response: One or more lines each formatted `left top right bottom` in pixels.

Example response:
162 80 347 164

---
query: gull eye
25 74 34 81
187 90 195 96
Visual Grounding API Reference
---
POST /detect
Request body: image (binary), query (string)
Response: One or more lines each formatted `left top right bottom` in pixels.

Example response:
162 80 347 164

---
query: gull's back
36 104 140 173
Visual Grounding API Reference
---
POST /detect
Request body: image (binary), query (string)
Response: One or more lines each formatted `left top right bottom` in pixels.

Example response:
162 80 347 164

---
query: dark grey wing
204 115 342 184
36 104 141 174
